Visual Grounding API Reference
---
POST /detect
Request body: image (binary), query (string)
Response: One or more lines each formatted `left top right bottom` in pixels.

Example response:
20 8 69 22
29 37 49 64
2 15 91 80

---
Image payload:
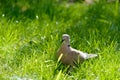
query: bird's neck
62 41 70 47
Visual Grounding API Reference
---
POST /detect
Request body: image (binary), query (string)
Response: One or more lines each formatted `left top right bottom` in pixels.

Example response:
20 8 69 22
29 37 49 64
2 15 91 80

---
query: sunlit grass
0 1 120 80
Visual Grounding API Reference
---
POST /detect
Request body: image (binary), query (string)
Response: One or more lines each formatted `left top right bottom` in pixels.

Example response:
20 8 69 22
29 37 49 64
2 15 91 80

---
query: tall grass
0 0 120 80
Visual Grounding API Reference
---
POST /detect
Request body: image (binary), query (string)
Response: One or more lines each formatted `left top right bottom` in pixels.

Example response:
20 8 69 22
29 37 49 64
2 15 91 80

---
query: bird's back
70 48 86 64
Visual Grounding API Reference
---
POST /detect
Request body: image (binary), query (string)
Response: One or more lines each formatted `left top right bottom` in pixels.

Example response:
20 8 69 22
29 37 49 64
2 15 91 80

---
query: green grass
0 0 120 80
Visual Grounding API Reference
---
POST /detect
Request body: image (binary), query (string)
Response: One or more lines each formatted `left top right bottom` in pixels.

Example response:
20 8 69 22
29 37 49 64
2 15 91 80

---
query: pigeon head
62 34 70 46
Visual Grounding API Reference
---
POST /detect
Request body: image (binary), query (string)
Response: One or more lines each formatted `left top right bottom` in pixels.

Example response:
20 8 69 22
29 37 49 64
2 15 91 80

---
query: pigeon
57 34 98 66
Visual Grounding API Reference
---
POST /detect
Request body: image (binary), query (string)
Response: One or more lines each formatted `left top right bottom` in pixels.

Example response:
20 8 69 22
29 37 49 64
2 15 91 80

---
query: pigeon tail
86 54 98 59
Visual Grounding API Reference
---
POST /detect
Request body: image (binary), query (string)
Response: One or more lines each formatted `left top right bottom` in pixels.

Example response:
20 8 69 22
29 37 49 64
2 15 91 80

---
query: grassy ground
0 0 120 80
